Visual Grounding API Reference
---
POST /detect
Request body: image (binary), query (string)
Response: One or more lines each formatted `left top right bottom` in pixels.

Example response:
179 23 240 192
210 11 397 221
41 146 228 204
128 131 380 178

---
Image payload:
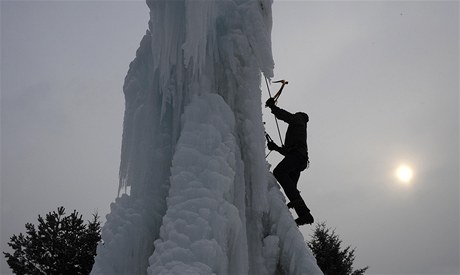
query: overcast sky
1 1 458 274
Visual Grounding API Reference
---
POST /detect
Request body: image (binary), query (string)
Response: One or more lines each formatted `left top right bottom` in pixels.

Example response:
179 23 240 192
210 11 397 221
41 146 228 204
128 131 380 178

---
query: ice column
92 0 322 274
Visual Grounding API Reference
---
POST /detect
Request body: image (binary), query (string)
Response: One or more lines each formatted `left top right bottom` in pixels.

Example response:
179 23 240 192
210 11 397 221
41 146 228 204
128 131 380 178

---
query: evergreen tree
3 207 101 275
308 222 369 275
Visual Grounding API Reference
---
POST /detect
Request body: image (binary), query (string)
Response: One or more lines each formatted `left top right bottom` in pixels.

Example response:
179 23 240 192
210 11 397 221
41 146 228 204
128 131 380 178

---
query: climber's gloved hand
265 97 276 108
267 141 278 151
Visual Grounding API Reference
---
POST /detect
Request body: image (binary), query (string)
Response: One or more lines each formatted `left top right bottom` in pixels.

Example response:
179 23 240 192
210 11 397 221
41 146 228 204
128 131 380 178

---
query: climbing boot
293 200 314 226
295 214 314 226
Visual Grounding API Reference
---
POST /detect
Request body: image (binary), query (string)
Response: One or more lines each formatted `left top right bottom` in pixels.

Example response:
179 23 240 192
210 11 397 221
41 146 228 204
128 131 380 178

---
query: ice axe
263 122 274 143
264 130 275 158
272 80 288 102
263 122 276 157
265 131 274 144
263 79 286 147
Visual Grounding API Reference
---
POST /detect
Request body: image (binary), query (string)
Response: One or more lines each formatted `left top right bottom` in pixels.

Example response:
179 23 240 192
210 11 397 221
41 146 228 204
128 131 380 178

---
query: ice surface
148 94 246 274
92 0 322 274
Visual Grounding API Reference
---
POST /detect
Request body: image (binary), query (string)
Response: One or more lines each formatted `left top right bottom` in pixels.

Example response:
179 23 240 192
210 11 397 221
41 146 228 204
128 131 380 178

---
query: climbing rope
263 76 284 147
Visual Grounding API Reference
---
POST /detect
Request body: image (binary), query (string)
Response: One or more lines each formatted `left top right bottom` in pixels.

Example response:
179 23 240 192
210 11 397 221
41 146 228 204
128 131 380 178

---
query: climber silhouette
265 84 314 226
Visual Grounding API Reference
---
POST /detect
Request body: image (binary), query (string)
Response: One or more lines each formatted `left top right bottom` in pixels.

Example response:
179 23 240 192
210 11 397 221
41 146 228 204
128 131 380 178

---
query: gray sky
1 1 458 274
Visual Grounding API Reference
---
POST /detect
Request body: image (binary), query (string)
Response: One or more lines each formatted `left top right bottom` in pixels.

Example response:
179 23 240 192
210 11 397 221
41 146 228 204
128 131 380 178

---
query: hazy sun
396 164 414 183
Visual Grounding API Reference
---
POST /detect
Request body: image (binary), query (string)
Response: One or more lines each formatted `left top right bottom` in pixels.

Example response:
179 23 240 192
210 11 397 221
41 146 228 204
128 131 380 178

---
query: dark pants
273 151 308 203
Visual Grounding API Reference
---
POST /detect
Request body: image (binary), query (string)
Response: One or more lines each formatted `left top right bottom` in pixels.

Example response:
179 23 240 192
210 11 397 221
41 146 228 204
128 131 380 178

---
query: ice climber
265 82 314 226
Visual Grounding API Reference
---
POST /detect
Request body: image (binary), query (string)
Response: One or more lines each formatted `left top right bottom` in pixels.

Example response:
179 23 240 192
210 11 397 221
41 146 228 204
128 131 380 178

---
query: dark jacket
271 105 308 157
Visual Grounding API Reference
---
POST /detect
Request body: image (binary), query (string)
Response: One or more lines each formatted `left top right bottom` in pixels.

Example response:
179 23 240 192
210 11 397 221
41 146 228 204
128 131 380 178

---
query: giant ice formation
92 0 322 274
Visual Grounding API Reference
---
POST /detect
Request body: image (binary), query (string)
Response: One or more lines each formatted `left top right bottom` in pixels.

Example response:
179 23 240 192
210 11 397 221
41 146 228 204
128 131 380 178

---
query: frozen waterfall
92 0 322 274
